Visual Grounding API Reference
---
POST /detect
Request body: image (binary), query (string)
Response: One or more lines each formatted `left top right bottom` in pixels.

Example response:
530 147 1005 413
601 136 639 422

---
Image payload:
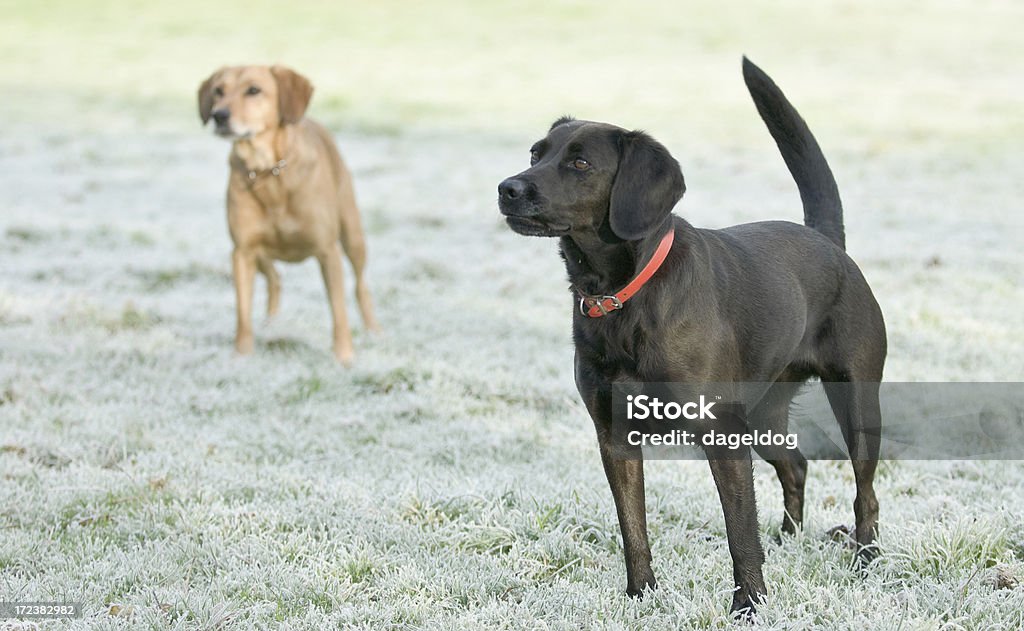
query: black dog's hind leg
706 444 767 616
824 380 881 565
762 452 807 536
751 380 809 535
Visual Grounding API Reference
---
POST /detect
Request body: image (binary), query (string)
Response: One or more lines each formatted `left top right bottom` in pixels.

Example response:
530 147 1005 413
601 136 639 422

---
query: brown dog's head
498 117 685 241
197 65 314 139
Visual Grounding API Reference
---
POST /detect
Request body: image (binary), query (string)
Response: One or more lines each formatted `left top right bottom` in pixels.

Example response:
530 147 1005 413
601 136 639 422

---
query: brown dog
197 65 379 364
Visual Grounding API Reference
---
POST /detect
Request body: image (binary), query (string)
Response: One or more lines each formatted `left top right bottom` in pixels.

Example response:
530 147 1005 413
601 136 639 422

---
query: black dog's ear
197 69 221 125
271 65 314 125
608 130 686 241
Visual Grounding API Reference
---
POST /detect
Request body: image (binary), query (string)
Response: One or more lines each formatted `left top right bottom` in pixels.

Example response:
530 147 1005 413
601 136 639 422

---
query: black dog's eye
530 150 540 166
213 86 224 97
245 86 261 96
571 158 590 171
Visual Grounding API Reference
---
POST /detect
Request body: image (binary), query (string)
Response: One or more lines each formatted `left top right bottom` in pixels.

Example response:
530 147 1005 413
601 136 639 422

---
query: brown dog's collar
576 230 675 318
246 159 288 183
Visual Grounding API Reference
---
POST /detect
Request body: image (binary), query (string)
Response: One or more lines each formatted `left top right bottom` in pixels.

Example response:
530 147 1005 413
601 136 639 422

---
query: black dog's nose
211 109 230 125
498 178 526 200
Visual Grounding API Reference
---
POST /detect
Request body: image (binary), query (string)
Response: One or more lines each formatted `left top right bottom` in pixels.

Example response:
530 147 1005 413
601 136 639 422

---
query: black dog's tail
742 56 846 250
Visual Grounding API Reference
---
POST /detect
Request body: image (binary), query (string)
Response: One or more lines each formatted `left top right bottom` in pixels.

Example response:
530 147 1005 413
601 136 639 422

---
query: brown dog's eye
530 150 540 166
572 158 590 170
213 86 224 97
245 86 261 96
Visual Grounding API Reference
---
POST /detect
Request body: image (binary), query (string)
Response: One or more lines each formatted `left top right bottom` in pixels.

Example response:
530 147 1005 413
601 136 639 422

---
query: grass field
2 1 1023 628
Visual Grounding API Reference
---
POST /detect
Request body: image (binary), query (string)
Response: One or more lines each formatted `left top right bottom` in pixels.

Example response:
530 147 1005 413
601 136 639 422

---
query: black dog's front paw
730 587 765 621
625 575 658 599
855 543 880 571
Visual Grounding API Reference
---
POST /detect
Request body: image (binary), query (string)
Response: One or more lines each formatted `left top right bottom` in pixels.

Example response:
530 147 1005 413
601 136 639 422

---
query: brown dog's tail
743 56 846 250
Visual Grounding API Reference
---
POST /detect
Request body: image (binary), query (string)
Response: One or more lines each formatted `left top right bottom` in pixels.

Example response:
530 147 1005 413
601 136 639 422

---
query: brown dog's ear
197 70 221 124
608 130 686 241
271 66 314 125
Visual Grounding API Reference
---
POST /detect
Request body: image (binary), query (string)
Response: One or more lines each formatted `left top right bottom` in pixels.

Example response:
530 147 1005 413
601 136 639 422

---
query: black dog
497 58 886 615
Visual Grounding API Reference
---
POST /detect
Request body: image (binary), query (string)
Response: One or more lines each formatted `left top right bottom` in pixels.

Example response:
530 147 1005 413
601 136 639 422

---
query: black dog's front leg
580 380 656 597
706 444 766 616
597 436 656 597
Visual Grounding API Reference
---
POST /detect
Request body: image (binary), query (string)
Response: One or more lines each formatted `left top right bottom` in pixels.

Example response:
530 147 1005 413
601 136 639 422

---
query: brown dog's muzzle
211 108 232 135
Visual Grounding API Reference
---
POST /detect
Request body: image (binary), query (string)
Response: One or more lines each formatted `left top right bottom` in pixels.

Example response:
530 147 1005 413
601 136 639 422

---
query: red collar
576 229 675 318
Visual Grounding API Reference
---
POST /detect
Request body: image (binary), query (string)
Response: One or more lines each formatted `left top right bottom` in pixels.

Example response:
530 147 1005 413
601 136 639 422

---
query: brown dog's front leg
256 256 281 318
706 446 766 617
232 248 256 354
317 242 354 366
